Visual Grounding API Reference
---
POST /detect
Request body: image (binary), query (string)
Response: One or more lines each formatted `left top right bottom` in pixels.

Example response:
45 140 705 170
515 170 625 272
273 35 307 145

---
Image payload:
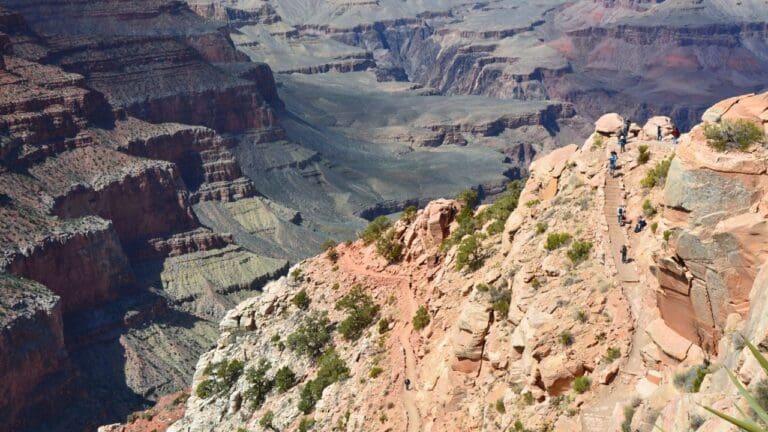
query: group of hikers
608 117 678 265
608 118 680 177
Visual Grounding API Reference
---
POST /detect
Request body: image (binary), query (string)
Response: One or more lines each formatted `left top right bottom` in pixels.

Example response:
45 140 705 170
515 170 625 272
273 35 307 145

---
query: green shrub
378 317 390 334
574 309 588 323
486 219 505 235
535 222 547 234
673 364 709 393
559 330 574 346
400 206 417 223
572 376 591 394
525 199 540 208
567 240 592 265
663 230 672 241
375 228 403 263
455 233 485 271
274 366 296 393
412 306 430 330
522 391 534 405
604 347 621 363
291 268 303 281
287 311 331 358
495 398 506 414
321 239 337 252
359 216 392 244
475 283 490 292
545 232 572 251
298 418 315 432
292 289 311 310
642 199 657 217
621 401 639 432
336 285 380 341
259 411 274 429
530 277 541 289
195 359 245 399
640 156 674 188
369 366 384 378
637 145 650 164
493 298 510 319
593 135 605 148
704 119 765 152
456 189 479 207
244 358 273 409
297 349 350 414
650 222 658 233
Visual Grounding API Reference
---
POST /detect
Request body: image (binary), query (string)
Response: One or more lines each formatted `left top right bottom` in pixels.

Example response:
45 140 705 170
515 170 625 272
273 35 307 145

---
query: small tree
456 189 479 207
412 306 430 330
274 366 296 393
336 285 380 341
400 206 417 223
244 358 273 409
359 216 392 244
704 119 765 152
456 233 485 271
376 228 403 263
292 289 311 310
287 311 331 358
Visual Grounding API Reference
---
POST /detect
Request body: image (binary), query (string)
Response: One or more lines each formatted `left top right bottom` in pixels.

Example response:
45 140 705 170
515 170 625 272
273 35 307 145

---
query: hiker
619 134 627 153
617 206 625 226
623 118 631 137
657 125 663 142
609 151 618 177
620 244 628 263
404 378 411 390
634 216 647 233
671 126 680 145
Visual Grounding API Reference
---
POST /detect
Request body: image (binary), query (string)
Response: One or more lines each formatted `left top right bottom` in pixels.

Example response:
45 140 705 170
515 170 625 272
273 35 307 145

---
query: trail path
582 160 653 431
337 252 423 432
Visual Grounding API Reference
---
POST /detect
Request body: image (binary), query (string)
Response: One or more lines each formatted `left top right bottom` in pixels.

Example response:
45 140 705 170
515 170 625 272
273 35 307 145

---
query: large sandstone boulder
646 318 693 361
400 199 460 260
538 353 584 395
453 294 493 361
595 113 625 136
642 116 673 140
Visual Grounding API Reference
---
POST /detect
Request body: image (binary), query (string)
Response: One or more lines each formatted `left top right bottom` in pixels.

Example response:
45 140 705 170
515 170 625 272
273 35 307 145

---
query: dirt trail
337 251 423 432
582 150 654 431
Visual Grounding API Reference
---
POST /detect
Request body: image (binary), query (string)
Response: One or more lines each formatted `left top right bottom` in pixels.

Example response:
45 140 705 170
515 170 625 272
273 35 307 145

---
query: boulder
646 318 693 361
595 113 625 135
453 298 493 360
642 116 673 140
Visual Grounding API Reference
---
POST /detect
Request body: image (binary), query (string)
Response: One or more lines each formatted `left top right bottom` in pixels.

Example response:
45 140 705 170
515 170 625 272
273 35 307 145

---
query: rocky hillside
160 92 768 432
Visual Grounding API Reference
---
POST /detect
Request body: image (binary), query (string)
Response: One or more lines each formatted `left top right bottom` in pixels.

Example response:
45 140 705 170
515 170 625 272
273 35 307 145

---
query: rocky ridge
163 92 768 432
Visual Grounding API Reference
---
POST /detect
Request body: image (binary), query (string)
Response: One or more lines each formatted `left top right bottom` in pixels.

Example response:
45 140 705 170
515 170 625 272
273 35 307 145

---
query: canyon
0 0 767 431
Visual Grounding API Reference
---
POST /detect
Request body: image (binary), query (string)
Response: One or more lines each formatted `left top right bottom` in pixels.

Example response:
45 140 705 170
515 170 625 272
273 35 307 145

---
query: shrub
640 156 674 188
274 366 296 393
593 135 605 148
378 318 390 334
673 364 709 393
487 219 505 235
400 206 417 223
663 230 672 241
369 367 384 378
704 119 765 152
196 359 245 399
642 199 657 217
621 402 639 432
650 222 658 233
495 398 506 414
412 306 430 330
637 145 650 164
574 309 588 323
298 419 315 432
522 391 534 405
287 311 331 358
535 222 547 234
291 268 303 281
545 232 572 251
244 359 273 409
359 216 392 244
455 233 485 271
456 189 479 207
327 248 339 262
493 298 510 319
297 349 350 413
530 277 541 289
572 376 591 394
567 240 592 265
259 411 274 429
336 285 380 341
376 228 403 263
604 347 621 363
321 239 337 252
475 283 490 292
292 289 311 310
525 199 540 208
559 330 574 346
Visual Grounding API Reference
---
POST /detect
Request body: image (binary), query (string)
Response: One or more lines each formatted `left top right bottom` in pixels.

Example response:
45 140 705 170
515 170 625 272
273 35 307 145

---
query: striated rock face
0 275 69 430
654 92 768 352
